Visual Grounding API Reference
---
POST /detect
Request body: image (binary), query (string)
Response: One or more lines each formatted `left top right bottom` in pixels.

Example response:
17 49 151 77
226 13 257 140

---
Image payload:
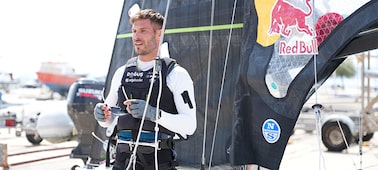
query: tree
335 58 356 88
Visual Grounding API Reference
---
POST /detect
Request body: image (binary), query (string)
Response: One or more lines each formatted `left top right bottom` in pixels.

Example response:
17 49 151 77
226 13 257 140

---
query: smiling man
93 9 197 170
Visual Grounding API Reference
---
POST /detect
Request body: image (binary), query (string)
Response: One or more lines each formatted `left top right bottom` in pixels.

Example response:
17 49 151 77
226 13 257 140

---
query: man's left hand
128 99 160 121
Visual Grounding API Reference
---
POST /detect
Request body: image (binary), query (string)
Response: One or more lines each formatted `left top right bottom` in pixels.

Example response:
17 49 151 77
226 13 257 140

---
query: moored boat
36 62 86 97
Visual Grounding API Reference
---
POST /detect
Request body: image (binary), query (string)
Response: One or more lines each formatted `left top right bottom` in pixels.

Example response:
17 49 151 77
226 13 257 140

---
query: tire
355 132 375 143
15 131 22 137
363 133 374 141
71 165 80 170
26 133 43 145
321 122 352 152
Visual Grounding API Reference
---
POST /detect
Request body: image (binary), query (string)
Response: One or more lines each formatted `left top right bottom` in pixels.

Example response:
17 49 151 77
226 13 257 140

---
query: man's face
131 19 161 57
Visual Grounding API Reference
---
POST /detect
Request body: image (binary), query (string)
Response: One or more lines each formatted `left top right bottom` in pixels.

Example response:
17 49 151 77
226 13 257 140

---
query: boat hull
36 72 80 96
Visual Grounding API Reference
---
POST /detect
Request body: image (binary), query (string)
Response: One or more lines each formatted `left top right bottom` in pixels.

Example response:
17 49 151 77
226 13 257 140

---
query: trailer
0 114 16 129
0 99 22 135
295 52 378 151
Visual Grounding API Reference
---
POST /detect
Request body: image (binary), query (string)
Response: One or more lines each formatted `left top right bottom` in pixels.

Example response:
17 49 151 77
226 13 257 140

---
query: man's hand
128 99 160 121
94 103 111 122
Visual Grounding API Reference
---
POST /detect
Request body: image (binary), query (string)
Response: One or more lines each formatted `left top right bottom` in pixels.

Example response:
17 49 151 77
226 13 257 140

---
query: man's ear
156 29 162 41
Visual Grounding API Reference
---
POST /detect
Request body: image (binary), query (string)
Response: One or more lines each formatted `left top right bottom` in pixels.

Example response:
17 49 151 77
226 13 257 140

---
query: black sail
94 0 378 169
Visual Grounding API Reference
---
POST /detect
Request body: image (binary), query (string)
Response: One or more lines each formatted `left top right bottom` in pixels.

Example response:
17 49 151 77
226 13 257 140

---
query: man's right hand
94 103 111 122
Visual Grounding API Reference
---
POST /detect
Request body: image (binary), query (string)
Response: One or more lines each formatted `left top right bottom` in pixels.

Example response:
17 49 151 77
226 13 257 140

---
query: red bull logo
268 0 313 37
255 0 317 55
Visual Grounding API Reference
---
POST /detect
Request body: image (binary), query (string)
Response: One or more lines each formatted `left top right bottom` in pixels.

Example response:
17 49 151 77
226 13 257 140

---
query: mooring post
0 143 9 169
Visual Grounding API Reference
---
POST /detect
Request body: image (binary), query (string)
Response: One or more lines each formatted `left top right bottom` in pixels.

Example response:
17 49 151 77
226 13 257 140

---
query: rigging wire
157 0 171 58
313 53 326 170
201 0 215 169
311 0 326 168
208 0 238 169
323 55 370 170
125 1 143 168
154 1 171 169
359 52 366 170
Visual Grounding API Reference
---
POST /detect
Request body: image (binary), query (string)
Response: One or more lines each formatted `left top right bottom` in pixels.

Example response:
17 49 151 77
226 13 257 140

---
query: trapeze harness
106 57 178 168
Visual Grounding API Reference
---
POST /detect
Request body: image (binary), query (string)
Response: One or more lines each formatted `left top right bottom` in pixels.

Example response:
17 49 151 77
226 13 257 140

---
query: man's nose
133 31 141 39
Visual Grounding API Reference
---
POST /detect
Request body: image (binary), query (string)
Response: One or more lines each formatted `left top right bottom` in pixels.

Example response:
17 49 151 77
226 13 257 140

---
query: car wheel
362 133 374 141
26 133 43 145
71 165 80 170
321 122 352 152
15 131 22 137
355 132 375 143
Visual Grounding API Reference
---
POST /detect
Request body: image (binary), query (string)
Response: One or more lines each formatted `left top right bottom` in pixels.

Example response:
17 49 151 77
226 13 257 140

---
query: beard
134 36 158 56
134 47 145 55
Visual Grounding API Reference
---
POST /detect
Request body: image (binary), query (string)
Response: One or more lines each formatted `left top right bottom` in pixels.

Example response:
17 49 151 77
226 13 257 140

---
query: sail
104 0 245 166
231 0 378 169
100 0 378 168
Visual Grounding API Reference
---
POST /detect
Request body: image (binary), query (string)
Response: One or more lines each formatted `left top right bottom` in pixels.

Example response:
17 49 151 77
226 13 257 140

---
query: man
94 9 197 170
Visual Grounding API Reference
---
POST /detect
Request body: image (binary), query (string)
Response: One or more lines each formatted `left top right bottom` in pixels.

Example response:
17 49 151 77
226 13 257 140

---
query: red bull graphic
256 0 317 55
268 0 313 37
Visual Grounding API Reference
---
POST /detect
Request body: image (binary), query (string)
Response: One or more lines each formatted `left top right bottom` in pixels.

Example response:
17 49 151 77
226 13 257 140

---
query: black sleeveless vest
116 57 178 135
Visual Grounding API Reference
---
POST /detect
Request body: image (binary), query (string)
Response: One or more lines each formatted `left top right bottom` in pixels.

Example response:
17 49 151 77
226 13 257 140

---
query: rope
125 61 157 169
208 0 238 169
201 0 215 169
154 1 170 169
157 0 171 57
335 119 359 169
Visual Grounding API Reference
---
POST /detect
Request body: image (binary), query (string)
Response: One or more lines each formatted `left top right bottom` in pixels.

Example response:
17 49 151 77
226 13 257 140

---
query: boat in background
0 72 18 93
36 62 86 97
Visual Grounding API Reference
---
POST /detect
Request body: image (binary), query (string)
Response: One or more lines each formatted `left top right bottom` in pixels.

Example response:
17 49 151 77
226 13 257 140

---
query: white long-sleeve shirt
99 58 197 138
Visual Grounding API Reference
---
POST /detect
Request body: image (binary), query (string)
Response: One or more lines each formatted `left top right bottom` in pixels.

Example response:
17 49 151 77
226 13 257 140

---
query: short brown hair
130 9 164 29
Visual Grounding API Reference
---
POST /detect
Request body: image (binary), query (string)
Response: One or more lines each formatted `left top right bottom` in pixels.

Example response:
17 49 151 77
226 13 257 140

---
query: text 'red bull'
279 39 318 55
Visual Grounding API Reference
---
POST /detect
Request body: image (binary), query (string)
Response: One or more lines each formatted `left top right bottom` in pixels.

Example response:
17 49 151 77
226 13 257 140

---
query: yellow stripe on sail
255 0 280 47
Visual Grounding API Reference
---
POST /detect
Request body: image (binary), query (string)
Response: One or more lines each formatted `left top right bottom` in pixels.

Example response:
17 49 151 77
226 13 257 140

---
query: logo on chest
125 71 159 83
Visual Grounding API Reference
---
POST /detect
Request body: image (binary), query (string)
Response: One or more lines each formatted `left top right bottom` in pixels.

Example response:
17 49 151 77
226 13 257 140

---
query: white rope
335 119 359 169
154 65 163 169
154 1 170 169
157 0 171 57
125 61 157 169
201 0 215 169
208 0 238 169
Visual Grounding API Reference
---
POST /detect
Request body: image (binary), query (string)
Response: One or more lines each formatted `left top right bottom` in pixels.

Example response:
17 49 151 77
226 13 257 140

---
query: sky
0 0 375 82
0 0 124 80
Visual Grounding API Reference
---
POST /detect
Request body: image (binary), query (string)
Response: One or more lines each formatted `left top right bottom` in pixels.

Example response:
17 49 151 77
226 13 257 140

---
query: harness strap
117 130 173 150
117 138 173 150
118 130 171 142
